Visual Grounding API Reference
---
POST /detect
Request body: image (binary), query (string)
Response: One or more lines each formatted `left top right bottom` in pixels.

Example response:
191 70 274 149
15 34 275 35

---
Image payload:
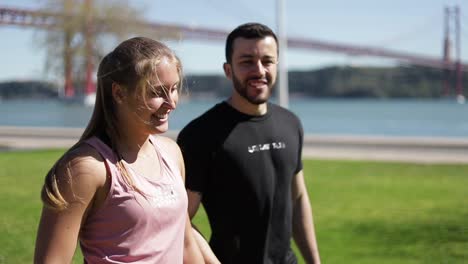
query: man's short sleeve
177 126 210 194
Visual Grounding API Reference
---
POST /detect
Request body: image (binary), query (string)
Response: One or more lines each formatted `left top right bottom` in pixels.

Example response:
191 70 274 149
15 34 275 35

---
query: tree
35 0 159 97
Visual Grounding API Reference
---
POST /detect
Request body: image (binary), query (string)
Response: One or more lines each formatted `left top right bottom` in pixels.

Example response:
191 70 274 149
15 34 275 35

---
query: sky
1 0 468 82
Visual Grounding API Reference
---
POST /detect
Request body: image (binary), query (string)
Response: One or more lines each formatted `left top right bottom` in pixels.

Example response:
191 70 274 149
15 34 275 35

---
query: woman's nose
163 93 177 109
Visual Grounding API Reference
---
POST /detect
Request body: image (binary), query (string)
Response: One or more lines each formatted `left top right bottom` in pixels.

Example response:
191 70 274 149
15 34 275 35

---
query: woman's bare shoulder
53 142 107 200
154 135 184 175
155 135 181 156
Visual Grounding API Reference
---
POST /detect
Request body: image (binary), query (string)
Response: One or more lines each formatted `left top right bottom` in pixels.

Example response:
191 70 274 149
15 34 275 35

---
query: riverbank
1 126 467 164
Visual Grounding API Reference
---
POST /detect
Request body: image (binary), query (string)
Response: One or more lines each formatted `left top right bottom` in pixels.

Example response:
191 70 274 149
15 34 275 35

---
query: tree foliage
35 0 150 92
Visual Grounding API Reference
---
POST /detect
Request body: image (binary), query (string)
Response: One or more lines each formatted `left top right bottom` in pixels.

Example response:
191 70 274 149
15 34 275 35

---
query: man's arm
291 170 321 264
192 225 220 264
187 190 202 218
187 190 221 264
183 212 205 263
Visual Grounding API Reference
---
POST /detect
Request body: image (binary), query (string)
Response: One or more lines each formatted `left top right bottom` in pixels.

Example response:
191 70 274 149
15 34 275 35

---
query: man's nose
251 60 267 75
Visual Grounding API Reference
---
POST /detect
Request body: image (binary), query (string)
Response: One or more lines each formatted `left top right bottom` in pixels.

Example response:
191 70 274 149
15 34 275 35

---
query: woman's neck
116 130 152 163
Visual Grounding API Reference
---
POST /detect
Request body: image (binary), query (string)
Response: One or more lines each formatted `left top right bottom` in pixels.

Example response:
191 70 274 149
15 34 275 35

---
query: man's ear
111 82 125 104
223 62 232 80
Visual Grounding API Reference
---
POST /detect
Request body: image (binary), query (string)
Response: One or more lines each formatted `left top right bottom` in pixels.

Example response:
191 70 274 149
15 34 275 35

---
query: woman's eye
148 90 162 97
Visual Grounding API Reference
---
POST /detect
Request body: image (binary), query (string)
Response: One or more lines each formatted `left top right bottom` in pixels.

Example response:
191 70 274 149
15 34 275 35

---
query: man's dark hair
225 22 278 63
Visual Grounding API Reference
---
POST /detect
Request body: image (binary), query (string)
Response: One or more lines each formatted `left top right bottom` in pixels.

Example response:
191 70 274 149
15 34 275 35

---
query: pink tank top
79 135 187 263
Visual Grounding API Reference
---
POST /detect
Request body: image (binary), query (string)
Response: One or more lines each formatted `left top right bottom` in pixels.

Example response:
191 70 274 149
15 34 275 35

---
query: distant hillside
1 65 465 99
0 80 58 99
185 65 466 99
288 65 457 98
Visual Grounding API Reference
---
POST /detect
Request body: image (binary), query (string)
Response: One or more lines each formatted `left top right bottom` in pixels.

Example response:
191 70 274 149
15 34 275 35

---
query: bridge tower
83 0 96 105
63 0 96 105
63 0 75 99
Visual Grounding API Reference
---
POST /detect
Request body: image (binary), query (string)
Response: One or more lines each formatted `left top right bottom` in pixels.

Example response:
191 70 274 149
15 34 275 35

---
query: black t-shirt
177 102 303 264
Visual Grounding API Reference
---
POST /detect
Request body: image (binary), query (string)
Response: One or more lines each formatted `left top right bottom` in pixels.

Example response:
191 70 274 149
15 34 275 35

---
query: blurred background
1 2 468 263
1 0 468 140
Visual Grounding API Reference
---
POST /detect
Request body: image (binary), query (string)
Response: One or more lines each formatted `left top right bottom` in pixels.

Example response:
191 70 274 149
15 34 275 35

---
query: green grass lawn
1 149 467 264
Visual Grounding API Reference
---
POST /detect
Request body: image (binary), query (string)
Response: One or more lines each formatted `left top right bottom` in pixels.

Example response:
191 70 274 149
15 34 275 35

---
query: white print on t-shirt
148 184 179 208
247 142 286 153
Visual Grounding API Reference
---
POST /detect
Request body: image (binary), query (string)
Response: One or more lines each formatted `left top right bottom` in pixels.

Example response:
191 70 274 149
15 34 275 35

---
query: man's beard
232 73 274 105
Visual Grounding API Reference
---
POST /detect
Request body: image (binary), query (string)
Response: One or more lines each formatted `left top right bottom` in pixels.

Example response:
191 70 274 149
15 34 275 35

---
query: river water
1 97 467 138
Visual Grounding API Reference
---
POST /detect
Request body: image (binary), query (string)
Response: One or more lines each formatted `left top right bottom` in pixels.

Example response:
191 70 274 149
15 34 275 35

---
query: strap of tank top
85 135 179 180
149 135 179 178
84 136 119 164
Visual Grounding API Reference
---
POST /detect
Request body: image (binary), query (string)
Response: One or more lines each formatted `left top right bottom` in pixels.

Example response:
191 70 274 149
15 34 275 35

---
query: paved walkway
1 126 467 164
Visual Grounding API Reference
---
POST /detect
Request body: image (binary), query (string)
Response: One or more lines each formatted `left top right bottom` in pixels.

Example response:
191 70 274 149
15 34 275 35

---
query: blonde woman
34 37 210 263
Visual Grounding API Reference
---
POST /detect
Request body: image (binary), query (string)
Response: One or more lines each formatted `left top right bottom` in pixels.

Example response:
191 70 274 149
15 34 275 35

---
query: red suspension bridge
0 4 466 102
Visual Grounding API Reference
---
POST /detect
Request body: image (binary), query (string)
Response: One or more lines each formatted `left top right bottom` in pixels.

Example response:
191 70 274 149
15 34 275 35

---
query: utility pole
443 5 464 103
454 5 464 103
276 0 289 108
442 6 451 96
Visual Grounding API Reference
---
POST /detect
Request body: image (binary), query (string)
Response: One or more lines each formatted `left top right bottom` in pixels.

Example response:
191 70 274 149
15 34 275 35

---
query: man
177 22 321 264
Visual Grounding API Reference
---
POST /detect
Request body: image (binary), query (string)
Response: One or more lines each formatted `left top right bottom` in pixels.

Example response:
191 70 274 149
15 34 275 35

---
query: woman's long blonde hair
41 37 183 210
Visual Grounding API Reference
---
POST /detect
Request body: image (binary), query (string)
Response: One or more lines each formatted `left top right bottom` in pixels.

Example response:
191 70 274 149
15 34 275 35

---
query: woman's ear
112 82 125 104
